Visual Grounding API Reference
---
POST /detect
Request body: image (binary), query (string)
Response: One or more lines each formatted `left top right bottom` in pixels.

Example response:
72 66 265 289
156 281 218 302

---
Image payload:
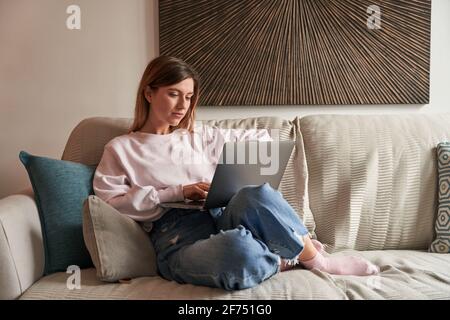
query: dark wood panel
159 0 431 106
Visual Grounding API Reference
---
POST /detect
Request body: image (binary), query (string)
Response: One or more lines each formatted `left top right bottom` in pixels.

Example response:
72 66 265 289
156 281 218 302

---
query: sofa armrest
0 188 44 299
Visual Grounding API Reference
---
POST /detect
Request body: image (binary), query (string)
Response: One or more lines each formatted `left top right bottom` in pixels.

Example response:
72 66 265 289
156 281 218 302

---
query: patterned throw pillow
430 142 450 253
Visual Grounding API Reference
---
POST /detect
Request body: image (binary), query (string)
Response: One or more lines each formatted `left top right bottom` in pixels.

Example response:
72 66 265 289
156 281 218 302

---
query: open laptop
159 140 295 211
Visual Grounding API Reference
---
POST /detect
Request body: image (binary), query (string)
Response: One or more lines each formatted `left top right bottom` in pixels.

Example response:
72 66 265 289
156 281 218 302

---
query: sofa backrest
62 116 316 234
300 114 450 251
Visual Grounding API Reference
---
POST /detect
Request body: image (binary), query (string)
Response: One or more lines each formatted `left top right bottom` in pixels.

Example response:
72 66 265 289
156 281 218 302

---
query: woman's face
146 78 194 131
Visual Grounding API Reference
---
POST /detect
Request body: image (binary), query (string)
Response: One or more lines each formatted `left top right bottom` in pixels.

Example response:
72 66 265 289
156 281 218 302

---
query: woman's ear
144 86 152 103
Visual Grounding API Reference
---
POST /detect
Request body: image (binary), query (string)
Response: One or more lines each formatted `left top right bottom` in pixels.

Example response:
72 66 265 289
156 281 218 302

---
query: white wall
0 0 449 198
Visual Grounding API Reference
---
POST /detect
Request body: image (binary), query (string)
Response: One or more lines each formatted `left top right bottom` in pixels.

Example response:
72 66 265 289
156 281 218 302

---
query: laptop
159 140 295 211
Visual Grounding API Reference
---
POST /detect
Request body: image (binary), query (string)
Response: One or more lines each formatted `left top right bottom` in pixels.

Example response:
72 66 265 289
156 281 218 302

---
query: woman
93 56 379 290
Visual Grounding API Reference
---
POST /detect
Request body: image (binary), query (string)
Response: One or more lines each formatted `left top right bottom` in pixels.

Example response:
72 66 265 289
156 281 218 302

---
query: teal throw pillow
430 142 450 253
19 151 95 274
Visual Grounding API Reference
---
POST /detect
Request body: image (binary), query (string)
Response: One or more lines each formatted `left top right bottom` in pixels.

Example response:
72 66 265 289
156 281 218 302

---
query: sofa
1 113 450 300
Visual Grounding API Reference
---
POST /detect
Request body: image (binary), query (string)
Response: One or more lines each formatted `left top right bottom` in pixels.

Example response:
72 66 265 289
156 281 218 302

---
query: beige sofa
1 114 450 300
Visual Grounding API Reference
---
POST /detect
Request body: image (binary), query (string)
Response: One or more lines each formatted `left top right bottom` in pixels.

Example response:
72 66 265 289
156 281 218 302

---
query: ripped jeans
149 182 309 291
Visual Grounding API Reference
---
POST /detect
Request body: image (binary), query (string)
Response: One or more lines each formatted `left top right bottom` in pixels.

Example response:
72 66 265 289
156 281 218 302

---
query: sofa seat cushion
19 250 450 300
330 250 450 299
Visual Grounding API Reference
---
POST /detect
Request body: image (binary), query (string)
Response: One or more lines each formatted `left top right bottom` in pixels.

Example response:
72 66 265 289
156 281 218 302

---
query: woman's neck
139 119 170 135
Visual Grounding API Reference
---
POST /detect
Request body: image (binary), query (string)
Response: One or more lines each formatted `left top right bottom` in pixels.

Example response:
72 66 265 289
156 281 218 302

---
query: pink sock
280 239 325 272
300 252 380 276
310 239 325 253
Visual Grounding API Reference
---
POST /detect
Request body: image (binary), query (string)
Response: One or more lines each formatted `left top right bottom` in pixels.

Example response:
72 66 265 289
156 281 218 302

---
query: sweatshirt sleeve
93 144 184 222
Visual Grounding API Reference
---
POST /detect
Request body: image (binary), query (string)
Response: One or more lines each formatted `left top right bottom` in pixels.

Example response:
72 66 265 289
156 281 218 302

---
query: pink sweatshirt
93 122 272 231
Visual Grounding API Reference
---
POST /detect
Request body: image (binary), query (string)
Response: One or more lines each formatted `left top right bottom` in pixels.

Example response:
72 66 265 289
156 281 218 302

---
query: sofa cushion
331 250 450 299
301 114 450 251
82 195 157 282
62 116 316 234
19 250 450 300
202 117 315 233
430 142 450 253
19 151 94 274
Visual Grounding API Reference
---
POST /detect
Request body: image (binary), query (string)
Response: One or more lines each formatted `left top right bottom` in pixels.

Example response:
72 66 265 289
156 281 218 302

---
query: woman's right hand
182 182 210 201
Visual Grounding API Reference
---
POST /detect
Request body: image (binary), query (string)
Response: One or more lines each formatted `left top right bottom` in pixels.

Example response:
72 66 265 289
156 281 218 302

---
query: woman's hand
182 182 210 201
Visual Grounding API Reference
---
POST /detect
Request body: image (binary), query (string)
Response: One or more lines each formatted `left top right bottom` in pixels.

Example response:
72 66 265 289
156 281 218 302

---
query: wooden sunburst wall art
159 0 431 106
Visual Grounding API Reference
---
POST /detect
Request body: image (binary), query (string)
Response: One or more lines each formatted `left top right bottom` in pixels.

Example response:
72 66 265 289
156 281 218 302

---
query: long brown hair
129 56 200 134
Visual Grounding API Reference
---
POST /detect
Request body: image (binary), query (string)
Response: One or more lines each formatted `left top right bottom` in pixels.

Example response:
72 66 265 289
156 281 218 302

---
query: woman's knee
168 227 266 274
233 182 277 202
213 227 279 290
166 227 278 290
216 227 259 260
226 183 278 217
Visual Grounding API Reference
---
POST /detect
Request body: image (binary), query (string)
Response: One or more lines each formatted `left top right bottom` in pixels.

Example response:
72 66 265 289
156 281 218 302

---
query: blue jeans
149 182 309 291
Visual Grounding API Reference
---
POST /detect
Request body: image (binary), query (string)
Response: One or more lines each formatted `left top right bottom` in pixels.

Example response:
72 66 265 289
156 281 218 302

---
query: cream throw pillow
301 114 450 251
82 195 157 282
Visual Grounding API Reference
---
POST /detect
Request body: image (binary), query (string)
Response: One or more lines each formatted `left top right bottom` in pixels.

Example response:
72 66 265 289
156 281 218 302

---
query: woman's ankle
298 236 319 261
